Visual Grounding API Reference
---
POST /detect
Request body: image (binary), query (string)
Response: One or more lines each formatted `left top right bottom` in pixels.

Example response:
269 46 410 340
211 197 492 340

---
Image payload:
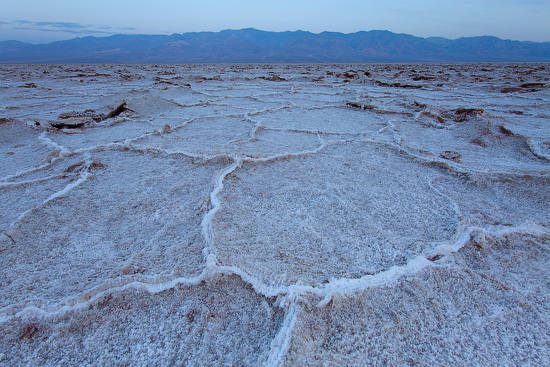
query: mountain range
1 28 550 63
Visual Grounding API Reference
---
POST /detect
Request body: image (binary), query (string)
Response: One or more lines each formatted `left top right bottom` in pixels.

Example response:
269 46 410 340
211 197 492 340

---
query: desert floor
1 63 549 366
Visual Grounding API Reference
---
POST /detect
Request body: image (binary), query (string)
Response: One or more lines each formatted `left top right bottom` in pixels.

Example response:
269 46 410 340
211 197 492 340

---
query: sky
1 0 549 44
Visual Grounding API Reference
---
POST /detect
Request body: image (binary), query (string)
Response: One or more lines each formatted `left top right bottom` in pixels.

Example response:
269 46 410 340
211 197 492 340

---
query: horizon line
2 28 549 46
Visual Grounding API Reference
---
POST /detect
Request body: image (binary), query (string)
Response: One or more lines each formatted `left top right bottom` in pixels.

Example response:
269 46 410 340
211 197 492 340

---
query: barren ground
1 63 549 366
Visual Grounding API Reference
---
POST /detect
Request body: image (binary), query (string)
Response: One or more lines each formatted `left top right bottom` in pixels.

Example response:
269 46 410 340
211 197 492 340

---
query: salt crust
0 63 549 366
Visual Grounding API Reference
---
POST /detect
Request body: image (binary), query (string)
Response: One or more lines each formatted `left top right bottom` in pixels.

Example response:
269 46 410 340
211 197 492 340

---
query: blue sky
1 0 549 44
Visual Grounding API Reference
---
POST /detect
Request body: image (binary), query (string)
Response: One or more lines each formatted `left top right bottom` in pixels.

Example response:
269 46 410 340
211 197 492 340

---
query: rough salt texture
1 149 227 311
0 275 284 366
284 233 550 366
1 63 549 366
214 141 457 286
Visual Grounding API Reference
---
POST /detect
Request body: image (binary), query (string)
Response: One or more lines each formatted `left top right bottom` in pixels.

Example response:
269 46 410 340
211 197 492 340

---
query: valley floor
0 63 549 366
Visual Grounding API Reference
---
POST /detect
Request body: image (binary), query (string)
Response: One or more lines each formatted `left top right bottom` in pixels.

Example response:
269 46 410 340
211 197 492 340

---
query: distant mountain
1 28 549 63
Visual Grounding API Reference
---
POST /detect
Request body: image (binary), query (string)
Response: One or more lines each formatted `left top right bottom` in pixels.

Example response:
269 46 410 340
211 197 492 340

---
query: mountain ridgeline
1 28 549 63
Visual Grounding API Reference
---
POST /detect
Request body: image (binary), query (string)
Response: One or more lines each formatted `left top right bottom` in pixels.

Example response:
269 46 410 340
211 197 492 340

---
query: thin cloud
13 26 112 35
33 21 90 30
6 19 136 35
97 25 137 31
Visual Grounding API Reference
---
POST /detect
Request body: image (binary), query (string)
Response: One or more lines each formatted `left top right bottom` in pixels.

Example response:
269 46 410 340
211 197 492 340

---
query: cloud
33 21 90 30
5 19 135 35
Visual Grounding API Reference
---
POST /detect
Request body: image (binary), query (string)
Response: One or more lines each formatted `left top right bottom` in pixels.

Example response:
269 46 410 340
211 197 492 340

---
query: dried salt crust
1 63 549 366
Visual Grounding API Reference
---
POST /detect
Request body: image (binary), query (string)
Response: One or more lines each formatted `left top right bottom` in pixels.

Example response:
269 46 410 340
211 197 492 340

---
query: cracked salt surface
1 63 549 365
214 141 457 286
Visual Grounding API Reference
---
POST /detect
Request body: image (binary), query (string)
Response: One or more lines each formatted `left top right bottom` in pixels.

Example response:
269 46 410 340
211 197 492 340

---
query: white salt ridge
264 302 300 366
0 63 549 366
2 219 544 317
201 159 241 266
527 137 550 161
319 220 549 308
8 154 92 227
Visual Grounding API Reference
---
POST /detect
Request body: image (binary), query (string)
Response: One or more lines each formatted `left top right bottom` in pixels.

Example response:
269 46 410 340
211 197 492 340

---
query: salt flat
0 63 549 366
